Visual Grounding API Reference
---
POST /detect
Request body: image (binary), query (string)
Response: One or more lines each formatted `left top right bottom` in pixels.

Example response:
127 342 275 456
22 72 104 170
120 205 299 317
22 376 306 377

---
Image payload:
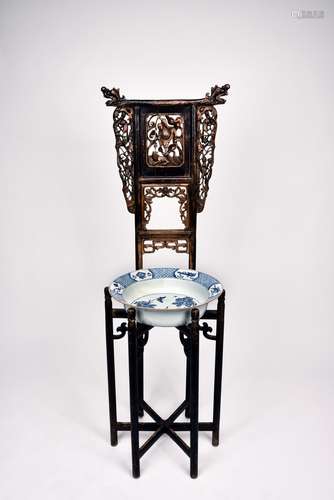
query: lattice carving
142 185 188 228
101 85 231 268
196 106 218 213
146 114 184 167
113 107 135 213
142 239 189 254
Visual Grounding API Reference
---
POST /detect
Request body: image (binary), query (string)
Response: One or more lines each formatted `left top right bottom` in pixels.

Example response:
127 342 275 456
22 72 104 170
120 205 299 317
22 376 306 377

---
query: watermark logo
291 9 325 19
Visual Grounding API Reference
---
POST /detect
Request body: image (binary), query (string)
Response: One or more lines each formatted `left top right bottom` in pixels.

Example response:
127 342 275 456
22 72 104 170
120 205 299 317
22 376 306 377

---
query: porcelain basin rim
109 268 223 312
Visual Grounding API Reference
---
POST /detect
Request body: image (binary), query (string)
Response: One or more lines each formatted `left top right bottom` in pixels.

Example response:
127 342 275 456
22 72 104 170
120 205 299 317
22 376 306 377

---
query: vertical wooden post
104 287 118 446
212 290 225 446
185 354 190 418
190 308 200 478
127 307 140 478
138 336 144 417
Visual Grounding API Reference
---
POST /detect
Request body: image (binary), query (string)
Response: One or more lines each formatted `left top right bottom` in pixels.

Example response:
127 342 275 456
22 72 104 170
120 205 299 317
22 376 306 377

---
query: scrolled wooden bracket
179 321 216 344
114 322 128 339
178 325 191 355
200 322 216 340
137 326 151 353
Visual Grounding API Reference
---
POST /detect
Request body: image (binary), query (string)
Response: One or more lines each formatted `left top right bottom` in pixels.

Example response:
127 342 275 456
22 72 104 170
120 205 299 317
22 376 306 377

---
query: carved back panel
101 85 230 269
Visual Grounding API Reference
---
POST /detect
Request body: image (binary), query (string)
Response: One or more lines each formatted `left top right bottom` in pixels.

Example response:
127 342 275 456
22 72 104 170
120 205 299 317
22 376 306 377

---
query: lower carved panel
142 185 189 228
142 239 189 254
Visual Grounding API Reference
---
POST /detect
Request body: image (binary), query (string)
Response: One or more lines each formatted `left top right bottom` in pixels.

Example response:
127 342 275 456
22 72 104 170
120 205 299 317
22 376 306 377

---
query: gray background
1 0 333 498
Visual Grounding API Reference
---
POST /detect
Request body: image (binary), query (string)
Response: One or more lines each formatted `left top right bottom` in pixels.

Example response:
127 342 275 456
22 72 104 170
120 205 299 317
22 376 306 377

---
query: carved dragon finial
101 86 125 106
205 84 230 105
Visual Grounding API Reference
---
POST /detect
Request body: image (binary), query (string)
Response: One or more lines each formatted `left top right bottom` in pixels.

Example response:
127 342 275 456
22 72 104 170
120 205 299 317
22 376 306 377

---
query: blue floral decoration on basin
172 296 198 308
208 283 223 297
174 269 199 280
133 299 157 308
130 269 153 281
110 281 124 295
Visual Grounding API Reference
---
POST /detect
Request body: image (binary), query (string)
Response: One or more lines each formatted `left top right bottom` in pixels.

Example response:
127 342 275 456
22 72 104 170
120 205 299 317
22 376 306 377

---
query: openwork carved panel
146 114 184 167
142 239 189 254
113 107 135 213
196 106 218 213
101 84 230 268
142 185 188 228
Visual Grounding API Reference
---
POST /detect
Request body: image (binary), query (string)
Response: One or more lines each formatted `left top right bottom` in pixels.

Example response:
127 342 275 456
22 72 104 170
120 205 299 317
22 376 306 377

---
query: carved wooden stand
101 85 229 478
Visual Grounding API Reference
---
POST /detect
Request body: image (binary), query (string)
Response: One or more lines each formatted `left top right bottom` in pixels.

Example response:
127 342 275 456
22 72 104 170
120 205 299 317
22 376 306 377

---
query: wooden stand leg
185 354 190 418
138 344 144 417
128 308 140 478
104 288 118 447
189 308 200 478
212 291 225 446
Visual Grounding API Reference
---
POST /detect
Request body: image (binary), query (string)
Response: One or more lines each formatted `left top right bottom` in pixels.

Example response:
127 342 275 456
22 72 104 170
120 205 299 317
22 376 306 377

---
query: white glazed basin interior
123 279 209 307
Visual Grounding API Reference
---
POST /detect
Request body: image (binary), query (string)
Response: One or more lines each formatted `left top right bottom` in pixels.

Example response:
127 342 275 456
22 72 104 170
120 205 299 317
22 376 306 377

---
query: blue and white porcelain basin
109 268 223 327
